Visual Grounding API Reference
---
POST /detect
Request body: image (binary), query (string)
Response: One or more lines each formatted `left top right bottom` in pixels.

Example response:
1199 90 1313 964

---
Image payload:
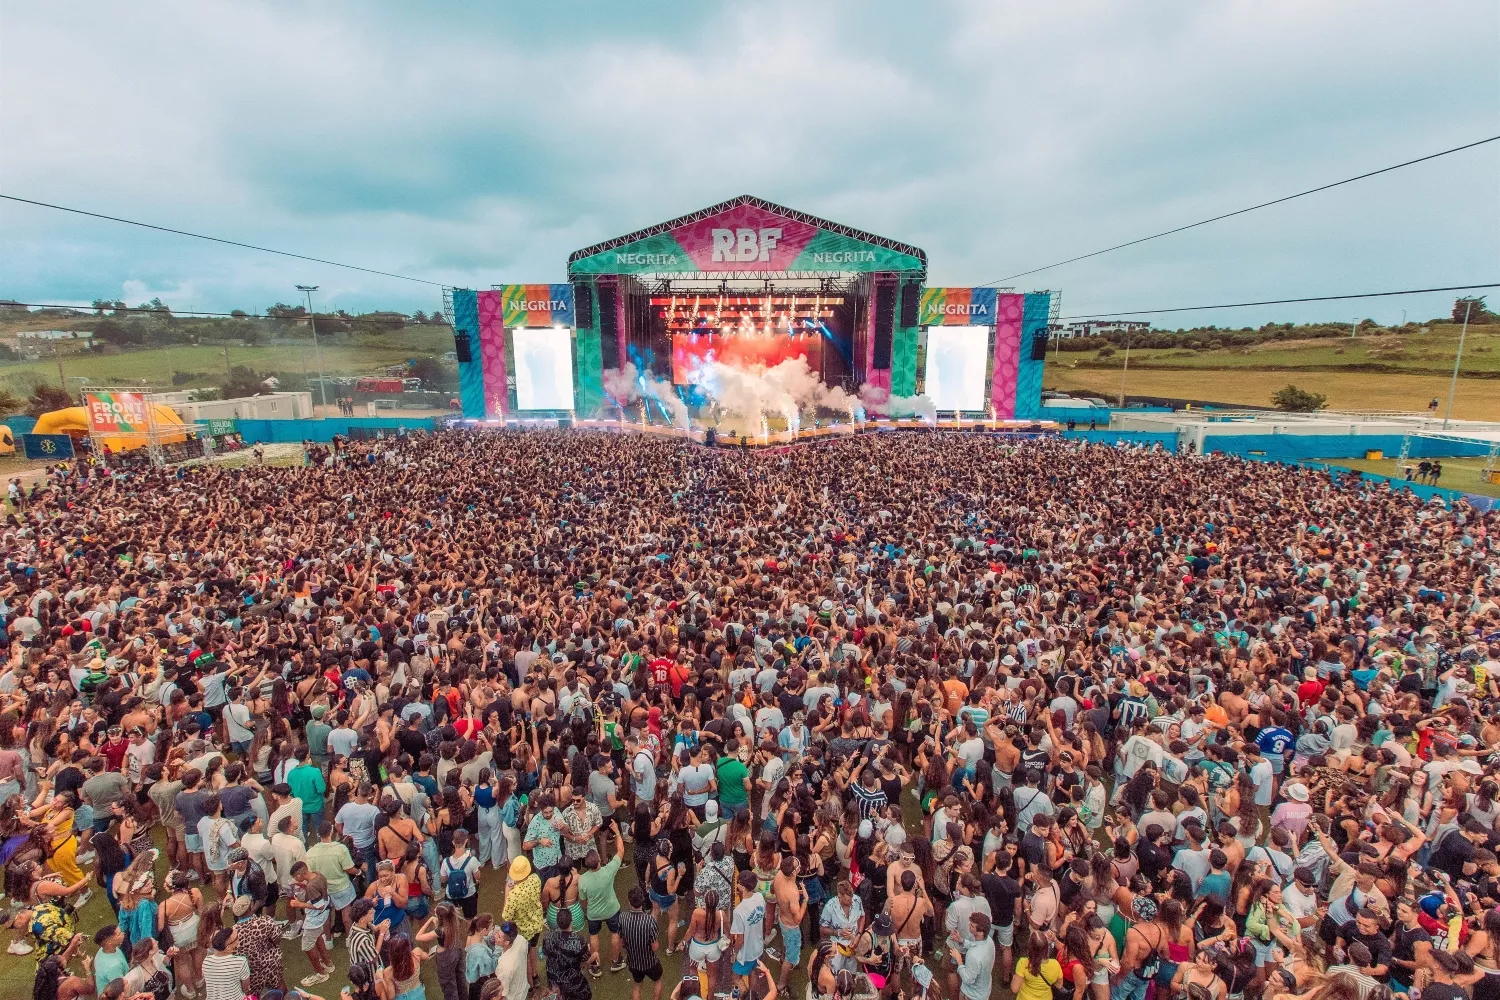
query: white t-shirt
678 763 715 807
759 755 787 815
633 750 657 802
957 737 986 767
731 893 766 964
224 702 254 743
1249 759 1275 806
327 727 359 758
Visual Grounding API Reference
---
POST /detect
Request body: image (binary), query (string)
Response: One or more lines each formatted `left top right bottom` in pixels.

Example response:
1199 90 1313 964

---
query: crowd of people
0 429 1496 1000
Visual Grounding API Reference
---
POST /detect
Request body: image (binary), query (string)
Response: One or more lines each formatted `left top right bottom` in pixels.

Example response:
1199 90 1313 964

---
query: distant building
16 329 92 341
152 391 314 422
1052 320 1150 340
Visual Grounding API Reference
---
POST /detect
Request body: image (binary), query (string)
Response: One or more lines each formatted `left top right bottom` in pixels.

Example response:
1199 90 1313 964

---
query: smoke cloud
858 384 938 424
605 357 936 435
600 362 689 429
688 356 865 437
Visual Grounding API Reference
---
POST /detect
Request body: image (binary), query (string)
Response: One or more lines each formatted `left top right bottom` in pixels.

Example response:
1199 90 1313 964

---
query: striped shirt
620 908 659 971
851 781 888 820
348 924 381 970
201 952 250 1000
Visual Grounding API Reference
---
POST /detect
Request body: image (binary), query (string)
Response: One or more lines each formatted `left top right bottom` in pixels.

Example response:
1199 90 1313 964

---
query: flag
21 434 74 460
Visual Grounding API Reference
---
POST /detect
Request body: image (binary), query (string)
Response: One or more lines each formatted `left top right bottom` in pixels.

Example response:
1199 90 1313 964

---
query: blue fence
4 416 37 437
1204 433 1494 462
234 416 437 444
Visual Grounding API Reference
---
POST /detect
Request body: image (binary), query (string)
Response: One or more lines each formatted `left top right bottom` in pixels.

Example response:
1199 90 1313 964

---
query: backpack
443 856 472 899
206 818 229 868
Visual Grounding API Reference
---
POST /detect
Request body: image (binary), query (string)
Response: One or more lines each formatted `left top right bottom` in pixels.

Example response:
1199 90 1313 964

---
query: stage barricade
234 416 438 444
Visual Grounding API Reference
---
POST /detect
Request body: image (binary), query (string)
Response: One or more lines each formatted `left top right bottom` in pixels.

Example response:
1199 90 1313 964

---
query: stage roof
567 195 927 278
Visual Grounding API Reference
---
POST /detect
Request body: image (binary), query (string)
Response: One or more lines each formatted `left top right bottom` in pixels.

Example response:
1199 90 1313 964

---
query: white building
1052 320 1151 340
153 391 314 422
16 329 92 341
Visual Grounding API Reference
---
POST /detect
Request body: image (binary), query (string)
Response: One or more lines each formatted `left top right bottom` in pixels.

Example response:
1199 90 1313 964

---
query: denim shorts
779 924 802 966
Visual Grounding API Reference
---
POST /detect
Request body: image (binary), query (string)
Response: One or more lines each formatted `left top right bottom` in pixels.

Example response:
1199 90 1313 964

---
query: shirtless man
771 856 806 990
884 868 932 997
985 724 1022 785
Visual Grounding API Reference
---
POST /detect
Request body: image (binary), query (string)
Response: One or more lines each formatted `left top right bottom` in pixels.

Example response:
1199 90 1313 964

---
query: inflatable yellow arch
32 404 190 452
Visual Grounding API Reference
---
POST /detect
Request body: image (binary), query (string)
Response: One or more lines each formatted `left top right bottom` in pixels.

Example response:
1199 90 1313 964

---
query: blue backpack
443 857 471 899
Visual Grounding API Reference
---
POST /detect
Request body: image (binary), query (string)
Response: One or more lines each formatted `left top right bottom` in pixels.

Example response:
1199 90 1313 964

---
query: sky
1 0 1497 329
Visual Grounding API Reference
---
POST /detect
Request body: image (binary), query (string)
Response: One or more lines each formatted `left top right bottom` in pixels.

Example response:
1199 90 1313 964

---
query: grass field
1315 455 1500 498
0 329 451 395
1045 367 1500 420
1053 326 1500 374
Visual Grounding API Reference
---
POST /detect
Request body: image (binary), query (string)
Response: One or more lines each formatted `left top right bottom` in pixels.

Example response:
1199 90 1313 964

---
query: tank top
652 857 675 897
394 968 422 996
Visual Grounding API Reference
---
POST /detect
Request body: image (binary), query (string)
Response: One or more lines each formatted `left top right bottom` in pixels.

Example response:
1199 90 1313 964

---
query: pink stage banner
670 202 820 272
990 294 1024 418
476 291 508 419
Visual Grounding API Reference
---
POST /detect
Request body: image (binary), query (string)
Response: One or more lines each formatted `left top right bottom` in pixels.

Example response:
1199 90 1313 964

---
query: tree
230 309 249 319
1271 384 1327 412
1453 297 1499 324
92 299 125 316
0 390 22 417
265 303 307 320
219 365 269 400
26 384 74 416
412 310 428 324
93 318 145 347
407 355 456 391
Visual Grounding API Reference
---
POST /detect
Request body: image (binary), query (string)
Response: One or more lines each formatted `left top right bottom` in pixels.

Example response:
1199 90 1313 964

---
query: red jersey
649 658 673 689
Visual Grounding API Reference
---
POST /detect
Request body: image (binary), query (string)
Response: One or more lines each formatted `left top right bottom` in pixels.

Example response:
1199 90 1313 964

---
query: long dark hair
387 933 416 981
347 961 380 1000
1023 931 1052 977
33 954 66 1000
1063 922 1097 979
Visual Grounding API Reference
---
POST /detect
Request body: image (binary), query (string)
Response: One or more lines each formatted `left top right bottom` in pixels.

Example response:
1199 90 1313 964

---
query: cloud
0 0 1496 327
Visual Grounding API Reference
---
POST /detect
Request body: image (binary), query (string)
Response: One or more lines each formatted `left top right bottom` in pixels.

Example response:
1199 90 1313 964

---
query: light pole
296 285 329 412
1118 328 1133 407
1443 299 1473 430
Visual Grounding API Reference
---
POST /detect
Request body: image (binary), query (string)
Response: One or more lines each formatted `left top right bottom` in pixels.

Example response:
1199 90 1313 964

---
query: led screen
512 327 575 410
923 325 989 412
671 333 814 384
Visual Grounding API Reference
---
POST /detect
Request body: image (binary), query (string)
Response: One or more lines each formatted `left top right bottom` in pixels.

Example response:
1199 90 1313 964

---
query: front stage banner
919 288 999 327
497 284 575 328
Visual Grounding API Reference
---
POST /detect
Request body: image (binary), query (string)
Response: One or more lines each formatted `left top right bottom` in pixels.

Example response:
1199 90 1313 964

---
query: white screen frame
922 325 990 412
511 327 576 411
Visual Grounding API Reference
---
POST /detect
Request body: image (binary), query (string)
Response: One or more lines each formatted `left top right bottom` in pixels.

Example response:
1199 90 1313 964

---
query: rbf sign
710 228 783 263
84 392 149 434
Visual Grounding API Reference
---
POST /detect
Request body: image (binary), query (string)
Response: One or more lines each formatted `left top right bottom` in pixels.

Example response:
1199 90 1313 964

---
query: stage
447 194 1057 429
